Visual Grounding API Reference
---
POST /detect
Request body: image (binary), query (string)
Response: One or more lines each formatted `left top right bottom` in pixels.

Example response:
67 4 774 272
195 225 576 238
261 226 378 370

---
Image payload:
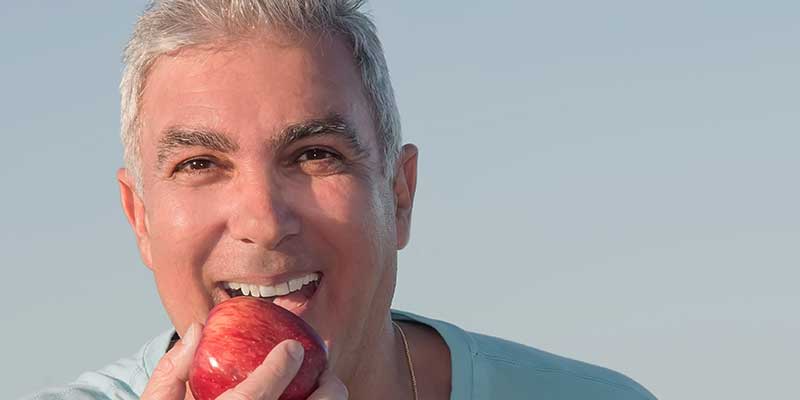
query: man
25 1 656 399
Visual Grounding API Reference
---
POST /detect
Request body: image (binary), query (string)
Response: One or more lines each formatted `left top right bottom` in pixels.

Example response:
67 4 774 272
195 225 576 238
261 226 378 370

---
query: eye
296 148 340 162
175 158 217 174
293 148 346 175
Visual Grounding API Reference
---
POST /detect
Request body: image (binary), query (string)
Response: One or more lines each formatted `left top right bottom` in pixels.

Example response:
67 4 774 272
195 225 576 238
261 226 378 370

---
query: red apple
188 296 327 400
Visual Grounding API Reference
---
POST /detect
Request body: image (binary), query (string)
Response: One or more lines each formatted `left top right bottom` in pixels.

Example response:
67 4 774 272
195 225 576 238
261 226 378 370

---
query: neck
343 316 414 400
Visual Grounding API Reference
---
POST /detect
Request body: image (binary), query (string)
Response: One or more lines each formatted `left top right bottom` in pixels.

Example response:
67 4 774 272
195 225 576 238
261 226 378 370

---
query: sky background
2 1 798 399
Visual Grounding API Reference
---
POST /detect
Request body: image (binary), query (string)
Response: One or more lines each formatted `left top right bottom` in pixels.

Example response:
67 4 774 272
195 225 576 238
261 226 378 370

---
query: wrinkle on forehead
138 31 381 180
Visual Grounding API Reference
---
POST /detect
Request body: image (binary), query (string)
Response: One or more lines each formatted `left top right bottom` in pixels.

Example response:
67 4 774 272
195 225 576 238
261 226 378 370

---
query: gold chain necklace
392 321 419 400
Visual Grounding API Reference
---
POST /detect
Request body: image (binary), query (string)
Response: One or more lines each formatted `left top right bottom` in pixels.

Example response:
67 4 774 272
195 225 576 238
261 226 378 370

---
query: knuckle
152 356 176 377
141 356 190 400
142 380 180 400
259 356 296 382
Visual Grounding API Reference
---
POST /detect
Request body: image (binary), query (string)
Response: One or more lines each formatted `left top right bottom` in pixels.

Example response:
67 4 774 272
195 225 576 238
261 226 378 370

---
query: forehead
138 33 376 159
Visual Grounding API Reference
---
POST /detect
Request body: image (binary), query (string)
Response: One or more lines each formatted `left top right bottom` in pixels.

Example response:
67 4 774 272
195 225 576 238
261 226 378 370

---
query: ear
117 168 154 270
393 144 419 250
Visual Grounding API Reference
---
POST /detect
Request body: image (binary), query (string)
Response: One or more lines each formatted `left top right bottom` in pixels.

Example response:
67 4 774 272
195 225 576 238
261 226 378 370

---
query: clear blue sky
2 1 798 399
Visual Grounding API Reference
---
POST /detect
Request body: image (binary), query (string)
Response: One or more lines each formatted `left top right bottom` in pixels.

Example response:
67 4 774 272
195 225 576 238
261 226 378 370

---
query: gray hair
120 0 402 197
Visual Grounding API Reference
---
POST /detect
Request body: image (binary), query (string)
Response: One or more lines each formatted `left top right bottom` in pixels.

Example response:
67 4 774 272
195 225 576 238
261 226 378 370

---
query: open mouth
221 272 322 314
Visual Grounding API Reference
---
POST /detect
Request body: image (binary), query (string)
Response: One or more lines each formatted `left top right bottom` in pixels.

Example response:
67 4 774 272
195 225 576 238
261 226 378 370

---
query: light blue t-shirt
22 309 656 400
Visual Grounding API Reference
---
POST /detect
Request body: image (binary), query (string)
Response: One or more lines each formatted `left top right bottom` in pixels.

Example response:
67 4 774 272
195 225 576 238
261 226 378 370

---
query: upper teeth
223 272 320 298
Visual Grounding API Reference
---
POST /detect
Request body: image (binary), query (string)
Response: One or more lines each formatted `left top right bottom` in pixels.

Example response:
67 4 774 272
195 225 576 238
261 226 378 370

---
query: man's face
117 33 416 375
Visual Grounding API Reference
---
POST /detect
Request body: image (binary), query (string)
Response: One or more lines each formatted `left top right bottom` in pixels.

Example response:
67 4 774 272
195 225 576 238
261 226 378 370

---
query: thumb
141 322 202 400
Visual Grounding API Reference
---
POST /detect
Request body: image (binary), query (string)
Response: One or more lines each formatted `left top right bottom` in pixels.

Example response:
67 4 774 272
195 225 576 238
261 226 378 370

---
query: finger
141 323 202 400
306 367 349 400
219 339 304 400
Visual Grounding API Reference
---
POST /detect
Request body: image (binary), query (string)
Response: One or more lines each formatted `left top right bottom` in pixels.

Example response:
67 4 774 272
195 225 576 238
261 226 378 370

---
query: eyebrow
277 114 368 157
155 113 369 171
156 128 239 169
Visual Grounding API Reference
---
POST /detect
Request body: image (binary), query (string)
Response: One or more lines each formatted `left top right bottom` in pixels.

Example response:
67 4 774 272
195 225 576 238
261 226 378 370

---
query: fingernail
179 323 200 351
287 340 304 362
189 323 201 340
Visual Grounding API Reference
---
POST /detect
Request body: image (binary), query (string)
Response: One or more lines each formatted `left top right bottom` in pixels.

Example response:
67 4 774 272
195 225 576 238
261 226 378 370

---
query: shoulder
391 310 656 400
467 331 656 400
18 330 174 400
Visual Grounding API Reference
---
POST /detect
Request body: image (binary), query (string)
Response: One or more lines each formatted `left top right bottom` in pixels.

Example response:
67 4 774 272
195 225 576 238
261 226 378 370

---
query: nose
227 172 301 250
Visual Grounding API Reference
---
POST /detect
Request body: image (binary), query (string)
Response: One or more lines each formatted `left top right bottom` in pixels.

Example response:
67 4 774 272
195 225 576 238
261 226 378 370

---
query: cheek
146 191 226 274
147 191 225 327
303 177 389 243
304 178 394 295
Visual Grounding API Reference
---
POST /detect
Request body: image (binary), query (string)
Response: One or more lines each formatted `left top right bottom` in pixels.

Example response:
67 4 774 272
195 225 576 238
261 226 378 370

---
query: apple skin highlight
188 296 328 400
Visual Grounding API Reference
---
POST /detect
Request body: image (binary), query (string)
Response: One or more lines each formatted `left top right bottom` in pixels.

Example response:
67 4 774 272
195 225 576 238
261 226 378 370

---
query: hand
140 322 348 400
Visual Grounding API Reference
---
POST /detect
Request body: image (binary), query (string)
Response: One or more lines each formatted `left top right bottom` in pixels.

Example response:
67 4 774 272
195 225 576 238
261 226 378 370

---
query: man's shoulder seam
475 352 655 399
